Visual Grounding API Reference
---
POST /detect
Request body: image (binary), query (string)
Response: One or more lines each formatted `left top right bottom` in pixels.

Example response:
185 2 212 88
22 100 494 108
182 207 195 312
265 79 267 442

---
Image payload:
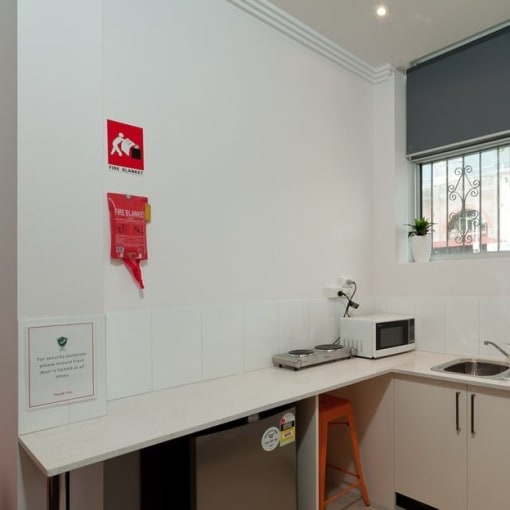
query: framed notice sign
26 321 96 409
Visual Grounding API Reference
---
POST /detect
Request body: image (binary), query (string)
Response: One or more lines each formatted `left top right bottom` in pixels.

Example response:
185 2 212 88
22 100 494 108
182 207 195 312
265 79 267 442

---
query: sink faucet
484 340 510 359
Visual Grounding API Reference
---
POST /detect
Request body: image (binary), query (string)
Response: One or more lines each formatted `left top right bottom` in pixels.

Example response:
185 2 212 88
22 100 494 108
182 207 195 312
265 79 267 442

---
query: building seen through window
419 143 510 256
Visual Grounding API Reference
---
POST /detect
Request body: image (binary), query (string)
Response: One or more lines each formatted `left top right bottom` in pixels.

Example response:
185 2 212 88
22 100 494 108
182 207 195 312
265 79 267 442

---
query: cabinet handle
470 393 476 436
455 391 461 432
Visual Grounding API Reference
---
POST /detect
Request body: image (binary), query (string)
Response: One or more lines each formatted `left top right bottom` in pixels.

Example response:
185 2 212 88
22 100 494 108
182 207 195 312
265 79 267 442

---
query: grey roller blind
406 26 510 158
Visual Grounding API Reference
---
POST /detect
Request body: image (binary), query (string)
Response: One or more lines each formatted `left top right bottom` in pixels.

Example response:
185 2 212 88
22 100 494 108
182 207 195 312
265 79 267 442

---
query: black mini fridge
140 404 297 510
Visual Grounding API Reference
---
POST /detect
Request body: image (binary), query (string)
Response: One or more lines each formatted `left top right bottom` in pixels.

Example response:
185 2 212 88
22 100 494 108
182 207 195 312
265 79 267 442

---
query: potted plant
406 217 434 262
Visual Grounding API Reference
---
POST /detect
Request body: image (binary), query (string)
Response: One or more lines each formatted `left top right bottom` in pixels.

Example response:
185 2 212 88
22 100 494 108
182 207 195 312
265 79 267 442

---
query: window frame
411 137 510 261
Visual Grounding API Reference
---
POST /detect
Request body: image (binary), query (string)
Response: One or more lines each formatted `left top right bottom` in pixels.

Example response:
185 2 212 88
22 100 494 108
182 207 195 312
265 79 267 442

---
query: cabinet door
394 375 467 510
467 386 510 510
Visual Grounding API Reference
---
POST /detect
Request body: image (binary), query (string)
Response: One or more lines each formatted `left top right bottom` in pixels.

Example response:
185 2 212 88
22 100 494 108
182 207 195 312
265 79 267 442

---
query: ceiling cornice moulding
228 0 393 84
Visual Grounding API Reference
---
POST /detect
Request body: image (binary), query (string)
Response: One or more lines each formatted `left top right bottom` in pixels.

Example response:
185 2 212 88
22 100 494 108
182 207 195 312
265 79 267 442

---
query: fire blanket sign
107 119 145 175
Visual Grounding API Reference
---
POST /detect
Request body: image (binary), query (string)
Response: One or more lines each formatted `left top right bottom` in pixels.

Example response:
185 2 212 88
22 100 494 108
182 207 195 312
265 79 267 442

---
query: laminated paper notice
27 322 95 409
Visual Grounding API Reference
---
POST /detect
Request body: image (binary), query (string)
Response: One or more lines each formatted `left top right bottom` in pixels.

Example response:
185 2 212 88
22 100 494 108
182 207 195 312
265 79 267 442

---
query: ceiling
268 0 510 70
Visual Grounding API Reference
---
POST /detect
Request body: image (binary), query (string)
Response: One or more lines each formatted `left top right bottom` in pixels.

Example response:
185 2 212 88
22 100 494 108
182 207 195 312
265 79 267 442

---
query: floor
325 486 405 510
326 493 380 510
328 496 404 510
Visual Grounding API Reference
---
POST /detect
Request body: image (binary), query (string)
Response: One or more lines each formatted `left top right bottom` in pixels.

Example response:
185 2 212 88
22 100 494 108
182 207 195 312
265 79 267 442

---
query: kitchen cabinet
394 374 510 510
464 384 510 510
394 375 466 509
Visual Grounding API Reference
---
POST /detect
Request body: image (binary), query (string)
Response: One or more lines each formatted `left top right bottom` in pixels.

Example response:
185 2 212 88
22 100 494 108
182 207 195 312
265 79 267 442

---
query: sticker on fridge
279 412 296 446
261 426 280 452
107 119 145 175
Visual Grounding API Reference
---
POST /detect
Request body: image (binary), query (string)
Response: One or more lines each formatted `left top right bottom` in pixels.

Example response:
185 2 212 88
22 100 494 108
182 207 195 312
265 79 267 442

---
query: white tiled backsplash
105 299 344 401
378 295 510 358
20 296 510 434
105 296 510 401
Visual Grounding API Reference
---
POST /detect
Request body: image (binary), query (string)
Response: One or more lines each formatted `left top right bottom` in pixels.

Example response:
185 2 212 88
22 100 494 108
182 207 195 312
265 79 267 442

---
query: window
406 26 510 158
418 141 510 256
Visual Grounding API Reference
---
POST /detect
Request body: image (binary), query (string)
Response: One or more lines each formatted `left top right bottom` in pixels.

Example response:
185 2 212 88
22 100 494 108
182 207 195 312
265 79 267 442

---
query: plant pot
410 235 431 263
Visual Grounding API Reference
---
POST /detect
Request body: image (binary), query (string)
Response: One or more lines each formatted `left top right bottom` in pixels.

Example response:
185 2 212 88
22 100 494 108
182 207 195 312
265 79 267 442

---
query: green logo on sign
57 336 68 351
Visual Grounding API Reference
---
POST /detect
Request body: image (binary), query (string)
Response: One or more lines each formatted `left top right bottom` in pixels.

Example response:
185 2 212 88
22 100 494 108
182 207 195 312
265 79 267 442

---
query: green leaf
405 217 434 237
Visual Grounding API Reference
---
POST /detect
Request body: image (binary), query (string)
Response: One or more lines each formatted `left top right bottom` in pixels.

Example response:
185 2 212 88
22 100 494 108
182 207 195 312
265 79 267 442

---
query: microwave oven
339 314 415 359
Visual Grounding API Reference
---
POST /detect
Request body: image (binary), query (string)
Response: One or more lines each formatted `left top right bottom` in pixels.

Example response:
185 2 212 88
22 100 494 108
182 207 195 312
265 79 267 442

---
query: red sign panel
107 119 144 175
107 192 149 289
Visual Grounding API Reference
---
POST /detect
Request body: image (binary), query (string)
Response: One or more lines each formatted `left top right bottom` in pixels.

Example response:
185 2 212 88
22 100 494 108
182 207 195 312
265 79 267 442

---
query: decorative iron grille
419 143 510 256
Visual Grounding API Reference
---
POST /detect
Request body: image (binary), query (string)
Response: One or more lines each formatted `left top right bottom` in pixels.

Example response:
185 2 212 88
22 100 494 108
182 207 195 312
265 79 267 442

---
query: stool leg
346 408 370 506
318 418 328 510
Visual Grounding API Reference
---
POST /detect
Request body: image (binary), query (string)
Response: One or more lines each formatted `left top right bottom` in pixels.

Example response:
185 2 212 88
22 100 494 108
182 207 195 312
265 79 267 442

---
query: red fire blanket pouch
107 193 150 289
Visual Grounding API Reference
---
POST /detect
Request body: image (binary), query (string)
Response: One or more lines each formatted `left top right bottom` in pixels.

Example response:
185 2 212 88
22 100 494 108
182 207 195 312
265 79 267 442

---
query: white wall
17 0 104 318
15 0 379 505
103 0 375 307
16 0 510 507
16 0 377 416
17 0 106 437
0 0 17 508
374 71 510 298
101 0 377 399
16 0 105 507
373 72 510 358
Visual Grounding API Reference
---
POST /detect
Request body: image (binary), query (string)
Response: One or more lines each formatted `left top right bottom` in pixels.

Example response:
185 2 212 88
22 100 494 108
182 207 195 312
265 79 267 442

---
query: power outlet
337 276 354 289
324 286 342 299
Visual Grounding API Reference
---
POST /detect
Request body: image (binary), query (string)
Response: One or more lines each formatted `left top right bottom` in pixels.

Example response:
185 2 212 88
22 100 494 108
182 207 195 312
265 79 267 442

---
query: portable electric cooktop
272 343 351 370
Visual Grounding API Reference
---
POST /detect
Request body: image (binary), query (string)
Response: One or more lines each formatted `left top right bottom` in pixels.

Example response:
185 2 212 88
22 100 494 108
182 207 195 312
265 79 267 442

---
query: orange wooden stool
319 394 370 509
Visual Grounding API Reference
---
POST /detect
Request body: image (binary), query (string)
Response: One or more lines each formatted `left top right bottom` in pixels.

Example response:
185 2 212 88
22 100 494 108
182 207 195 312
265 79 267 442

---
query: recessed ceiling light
376 5 389 17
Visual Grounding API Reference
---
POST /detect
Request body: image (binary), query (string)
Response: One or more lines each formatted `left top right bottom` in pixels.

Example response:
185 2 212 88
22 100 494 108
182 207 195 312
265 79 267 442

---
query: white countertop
18 350 510 477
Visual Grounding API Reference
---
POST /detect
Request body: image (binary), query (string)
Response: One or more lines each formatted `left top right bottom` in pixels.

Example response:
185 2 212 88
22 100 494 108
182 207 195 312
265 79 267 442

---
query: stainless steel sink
431 358 510 379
